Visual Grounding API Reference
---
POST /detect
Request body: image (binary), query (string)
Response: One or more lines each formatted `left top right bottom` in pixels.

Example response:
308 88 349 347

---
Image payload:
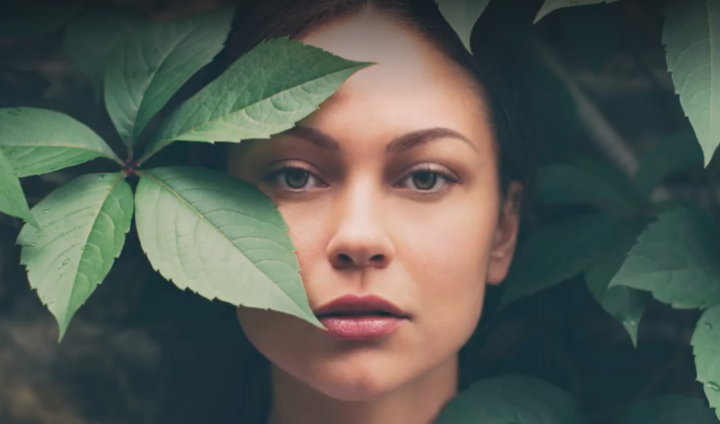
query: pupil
285 169 309 189
413 171 436 190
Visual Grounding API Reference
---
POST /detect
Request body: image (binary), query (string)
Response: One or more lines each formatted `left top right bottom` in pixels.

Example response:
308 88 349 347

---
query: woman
222 0 534 423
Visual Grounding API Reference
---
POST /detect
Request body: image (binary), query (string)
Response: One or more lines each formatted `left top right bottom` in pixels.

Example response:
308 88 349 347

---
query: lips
314 294 409 340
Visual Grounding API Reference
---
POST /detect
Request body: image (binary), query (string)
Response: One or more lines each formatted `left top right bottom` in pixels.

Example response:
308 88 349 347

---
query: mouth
314 294 409 340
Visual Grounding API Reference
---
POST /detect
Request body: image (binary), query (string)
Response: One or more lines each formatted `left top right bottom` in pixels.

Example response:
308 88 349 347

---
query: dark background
0 0 713 423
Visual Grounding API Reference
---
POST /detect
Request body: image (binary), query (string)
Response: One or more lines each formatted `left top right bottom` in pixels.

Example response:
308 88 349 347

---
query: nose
325 177 394 270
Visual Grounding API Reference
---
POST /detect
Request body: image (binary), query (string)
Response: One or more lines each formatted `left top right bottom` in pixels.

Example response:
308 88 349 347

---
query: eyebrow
284 126 478 153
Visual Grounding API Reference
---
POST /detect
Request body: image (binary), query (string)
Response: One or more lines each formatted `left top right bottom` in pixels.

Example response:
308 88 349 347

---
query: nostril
337 253 352 263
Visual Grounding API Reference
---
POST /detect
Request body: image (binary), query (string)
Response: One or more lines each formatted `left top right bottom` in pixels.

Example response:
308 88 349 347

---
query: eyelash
262 162 460 195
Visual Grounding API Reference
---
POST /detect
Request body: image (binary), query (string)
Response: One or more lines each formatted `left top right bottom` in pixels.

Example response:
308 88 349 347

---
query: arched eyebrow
284 126 477 153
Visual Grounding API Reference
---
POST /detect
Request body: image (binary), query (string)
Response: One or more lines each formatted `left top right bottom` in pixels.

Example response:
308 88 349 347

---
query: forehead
298 11 486 120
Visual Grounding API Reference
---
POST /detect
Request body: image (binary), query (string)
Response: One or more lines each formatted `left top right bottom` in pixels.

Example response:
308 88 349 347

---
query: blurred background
0 0 714 423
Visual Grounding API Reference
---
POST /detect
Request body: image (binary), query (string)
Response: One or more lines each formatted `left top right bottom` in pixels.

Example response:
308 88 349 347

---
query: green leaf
0 0 90 38
16 173 134 341
634 131 704 197
0 148 36 227
64 6 147 99
609 205 720 309
134 166 322 328
617 395 719 424
585 219 652 346
534 0 621 24
434 374 586 424
500 213 618 308
139 38 371 164
0 108 120 177
535 160 642 213
663 0 720 166
692 306 720 420
436 0 491 52
104 7 234 148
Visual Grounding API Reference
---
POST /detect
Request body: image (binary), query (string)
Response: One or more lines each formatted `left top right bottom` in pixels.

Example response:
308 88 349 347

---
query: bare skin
227 8 522 424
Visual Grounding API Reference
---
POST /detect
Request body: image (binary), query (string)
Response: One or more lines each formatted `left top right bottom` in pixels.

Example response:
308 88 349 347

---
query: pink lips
314 294 409 340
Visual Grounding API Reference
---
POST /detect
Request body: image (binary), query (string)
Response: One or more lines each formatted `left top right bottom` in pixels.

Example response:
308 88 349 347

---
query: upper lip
314 294 410 318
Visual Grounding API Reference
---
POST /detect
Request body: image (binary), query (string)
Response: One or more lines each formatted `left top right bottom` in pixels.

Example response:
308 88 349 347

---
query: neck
265 355 458 424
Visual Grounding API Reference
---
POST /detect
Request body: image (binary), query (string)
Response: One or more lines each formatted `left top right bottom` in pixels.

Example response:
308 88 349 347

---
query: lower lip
319 315 406 340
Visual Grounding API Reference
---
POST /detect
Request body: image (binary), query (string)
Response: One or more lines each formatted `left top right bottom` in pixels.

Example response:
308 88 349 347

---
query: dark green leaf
64 6 147 99
692 306 720 420
434 374 586 424
134 166 322 328
585 219 652 346
17 173 134 341
500 213 618 308
617 395 719 424
535 160 641 213
0 0 90 38
535 0 620 24
634 131 703 197
139 38 370 163
436 0 491 52
0 108 120 176
609 206 720 309
663 0 720 166
0 148 36 227
104 7 234 147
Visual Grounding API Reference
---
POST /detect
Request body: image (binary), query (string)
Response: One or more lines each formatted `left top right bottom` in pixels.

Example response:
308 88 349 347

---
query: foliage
1 0 720 422
0 4 368 340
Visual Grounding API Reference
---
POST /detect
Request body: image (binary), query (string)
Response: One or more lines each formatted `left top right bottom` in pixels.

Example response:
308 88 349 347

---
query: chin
310 370 399 401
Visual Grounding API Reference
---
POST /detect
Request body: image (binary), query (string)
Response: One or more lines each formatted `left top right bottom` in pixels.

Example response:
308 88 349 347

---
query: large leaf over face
64 6 147 99
692 306 720 420
609 206 720 309
104 7 234 147
500 213 618 308
436 0 491 52
0 108 120 177
617 395 720 424
664 0 720 166
534 0 621 24
434 375 586 424
17 173 134 341
585 219 651 346
139 38 370 163
134 166 322 328
0 0 90 38
0 148 36 226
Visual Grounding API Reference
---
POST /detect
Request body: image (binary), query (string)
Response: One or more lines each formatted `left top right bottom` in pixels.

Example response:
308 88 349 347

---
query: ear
486 182 522 285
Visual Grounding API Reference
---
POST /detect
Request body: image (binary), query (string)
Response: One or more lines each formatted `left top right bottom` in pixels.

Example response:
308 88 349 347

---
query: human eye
395 163 460 195
262 161 327 194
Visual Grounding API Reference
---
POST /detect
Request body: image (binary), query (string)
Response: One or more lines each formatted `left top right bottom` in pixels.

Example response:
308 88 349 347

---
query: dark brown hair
221 1 536 422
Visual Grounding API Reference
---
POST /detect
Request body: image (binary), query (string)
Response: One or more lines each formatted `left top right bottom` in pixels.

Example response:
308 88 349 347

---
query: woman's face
227 12 521 401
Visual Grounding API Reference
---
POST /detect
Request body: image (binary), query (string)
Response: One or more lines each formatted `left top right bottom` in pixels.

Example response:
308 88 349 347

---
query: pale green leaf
535 0 621 24
634 131 703 197
609 206 720 309
17 173 134 341
0 148 36 227
134 166 322 328
434 374 586 424
585 220 652 346
500 213 618 308
663 0 720 166
0 108 120 177
139 38 371 163
0 0 89 38
617 395 719 424
104 7 234 147
436 0 491 52
692 306 720 420
64 6 147 99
